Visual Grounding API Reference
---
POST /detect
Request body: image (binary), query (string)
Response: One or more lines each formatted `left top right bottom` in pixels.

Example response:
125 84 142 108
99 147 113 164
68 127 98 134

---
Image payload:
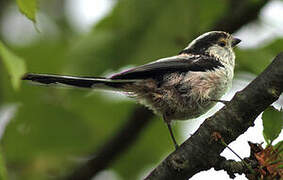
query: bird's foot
210 99 229 105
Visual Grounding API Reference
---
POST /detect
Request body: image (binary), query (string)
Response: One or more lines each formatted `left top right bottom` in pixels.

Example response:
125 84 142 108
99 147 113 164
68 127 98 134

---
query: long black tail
22 73 136 90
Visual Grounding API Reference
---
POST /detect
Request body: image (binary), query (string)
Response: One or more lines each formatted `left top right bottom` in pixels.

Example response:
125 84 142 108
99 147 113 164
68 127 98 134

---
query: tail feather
22 73 137 90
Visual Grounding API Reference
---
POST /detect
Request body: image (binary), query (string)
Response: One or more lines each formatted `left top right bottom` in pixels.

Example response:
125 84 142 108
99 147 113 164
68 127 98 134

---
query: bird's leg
167 123 179 150
163 115 179 150
209 99 229 105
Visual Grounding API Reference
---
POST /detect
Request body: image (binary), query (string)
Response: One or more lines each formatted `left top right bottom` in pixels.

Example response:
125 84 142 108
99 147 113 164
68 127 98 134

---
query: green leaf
0 41 27 90
274 141 283 155
0 146 8 180
16 0 37 22
262 106 283 144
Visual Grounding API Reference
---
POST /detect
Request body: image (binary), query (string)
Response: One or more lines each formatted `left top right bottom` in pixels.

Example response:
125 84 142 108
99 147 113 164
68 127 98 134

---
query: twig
214 157 258 179
220 139 255 174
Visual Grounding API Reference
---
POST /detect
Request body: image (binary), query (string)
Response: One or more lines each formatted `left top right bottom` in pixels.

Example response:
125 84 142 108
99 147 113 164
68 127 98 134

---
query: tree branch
145 52 283 179
213 0 268 33
65 106 154 180
214 156 258 179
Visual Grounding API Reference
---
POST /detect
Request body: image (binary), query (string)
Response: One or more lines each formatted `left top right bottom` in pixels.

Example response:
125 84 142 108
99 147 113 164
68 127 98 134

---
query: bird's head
180 31 241 65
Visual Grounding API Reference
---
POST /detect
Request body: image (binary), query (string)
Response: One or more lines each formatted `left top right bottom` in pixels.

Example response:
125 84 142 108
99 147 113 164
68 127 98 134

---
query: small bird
22 31 241 149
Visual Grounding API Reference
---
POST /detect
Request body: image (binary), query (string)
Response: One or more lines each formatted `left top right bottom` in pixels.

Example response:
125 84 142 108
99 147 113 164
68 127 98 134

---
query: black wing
111 55 224 80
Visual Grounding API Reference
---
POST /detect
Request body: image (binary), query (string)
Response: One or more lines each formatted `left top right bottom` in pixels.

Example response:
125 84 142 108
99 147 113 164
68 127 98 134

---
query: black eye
219 41 226 47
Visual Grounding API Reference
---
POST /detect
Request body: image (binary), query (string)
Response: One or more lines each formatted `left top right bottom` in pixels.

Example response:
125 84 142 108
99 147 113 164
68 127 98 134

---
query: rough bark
145 52 283 179
214 157 258 179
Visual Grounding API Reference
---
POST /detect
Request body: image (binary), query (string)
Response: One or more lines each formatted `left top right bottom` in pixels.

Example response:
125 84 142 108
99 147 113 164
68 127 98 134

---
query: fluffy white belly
134 67 233 122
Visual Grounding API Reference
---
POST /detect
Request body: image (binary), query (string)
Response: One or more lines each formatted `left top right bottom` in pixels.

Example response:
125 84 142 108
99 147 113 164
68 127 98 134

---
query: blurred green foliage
0 146 8 180
0 41 26 90
0 0 282 180
236 39 283 74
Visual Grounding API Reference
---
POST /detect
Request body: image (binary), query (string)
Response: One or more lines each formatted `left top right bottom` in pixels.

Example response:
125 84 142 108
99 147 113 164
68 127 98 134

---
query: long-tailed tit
23 31 241 149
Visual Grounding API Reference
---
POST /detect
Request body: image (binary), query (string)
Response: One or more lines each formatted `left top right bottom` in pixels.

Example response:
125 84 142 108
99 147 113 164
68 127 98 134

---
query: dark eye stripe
180 32 229 54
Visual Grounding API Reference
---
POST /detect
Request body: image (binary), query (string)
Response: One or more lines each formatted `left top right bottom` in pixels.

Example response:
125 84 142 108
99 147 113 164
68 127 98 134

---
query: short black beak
231 37 241 47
